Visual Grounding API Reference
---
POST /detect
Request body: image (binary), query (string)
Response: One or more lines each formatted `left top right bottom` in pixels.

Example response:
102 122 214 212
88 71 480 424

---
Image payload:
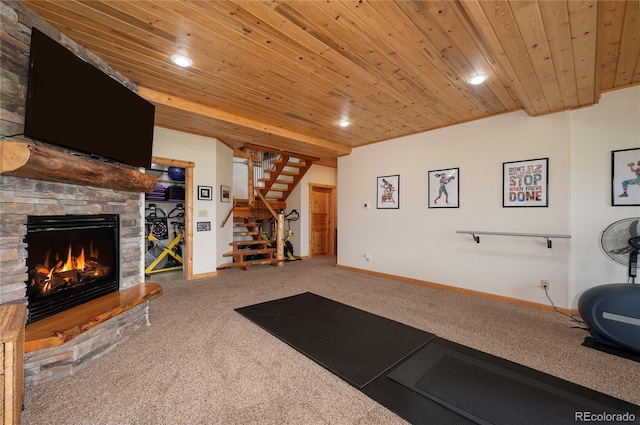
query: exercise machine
145 203 185 275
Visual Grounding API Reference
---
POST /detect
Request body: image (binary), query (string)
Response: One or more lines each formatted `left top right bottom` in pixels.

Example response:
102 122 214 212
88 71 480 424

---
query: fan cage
600 218 640 266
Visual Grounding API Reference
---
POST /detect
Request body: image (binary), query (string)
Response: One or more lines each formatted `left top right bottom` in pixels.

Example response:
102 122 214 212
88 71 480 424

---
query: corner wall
216 142 234 267
569 87 640 305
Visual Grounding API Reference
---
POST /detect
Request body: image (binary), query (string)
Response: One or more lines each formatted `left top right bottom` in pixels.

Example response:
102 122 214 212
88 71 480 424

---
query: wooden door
309 184 335 256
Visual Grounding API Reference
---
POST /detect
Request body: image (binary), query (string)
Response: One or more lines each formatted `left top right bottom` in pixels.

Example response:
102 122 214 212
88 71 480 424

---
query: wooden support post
276 211 285 266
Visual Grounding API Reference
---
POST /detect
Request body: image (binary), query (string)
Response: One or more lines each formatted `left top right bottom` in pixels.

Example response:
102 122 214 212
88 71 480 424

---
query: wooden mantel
25 282 163 352
0 140 157 193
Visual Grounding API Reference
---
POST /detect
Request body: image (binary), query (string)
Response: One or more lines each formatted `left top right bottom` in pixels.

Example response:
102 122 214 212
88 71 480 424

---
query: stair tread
217 258 282 270
223 248 276 257
265 169 299 176
272 159 305 167
233 223 260 232
257 178 292 185
230 240 270 247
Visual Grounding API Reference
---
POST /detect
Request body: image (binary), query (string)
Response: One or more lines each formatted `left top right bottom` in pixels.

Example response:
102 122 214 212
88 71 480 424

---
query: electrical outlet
540 279 550 290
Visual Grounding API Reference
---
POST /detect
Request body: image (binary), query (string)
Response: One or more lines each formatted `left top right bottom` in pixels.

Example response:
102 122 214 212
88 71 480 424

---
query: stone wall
23 302 150 385
0 176 145 306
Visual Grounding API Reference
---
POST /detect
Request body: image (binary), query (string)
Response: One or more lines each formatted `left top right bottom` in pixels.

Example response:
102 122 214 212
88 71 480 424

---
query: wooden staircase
257 154 313 203
218 148 316 271
218 213 280 271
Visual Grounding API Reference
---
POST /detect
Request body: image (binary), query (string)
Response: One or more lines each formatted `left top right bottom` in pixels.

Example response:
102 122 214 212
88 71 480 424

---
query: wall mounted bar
456 230 571 248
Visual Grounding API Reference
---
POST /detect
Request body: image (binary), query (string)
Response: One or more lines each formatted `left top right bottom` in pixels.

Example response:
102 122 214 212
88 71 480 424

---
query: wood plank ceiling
23 0 640 167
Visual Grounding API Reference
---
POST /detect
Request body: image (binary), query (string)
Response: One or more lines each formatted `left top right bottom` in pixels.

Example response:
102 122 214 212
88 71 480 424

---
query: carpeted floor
21 256 640 424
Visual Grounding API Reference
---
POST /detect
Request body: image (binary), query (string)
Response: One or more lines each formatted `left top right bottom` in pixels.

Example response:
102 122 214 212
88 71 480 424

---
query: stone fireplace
0 172 156 384
0 175 145 303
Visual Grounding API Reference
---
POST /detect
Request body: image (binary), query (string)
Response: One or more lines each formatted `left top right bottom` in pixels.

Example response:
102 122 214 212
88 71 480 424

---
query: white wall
569 87 640 305
338 86 640 309
217 142 234 266
152 127 232 276
339 110 571 307
287 165 338 257
232 159 249 199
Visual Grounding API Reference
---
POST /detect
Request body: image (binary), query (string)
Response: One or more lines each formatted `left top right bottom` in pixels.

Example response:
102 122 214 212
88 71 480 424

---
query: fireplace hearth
26 214 120 323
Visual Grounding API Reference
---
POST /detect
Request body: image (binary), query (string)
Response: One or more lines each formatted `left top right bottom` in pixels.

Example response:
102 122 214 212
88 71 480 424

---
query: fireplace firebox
25 214 120 323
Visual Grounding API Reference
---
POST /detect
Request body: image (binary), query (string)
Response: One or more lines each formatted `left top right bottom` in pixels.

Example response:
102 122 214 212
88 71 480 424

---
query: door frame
151 156 195 279
308 183 336 257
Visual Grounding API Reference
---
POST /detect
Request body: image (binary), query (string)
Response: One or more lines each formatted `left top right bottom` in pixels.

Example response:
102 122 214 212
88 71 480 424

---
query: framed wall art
196 221 211 232
503 157 548 207
220 185 231 203
377 175 399 209
428 168 459 208
198 185 213 201
612 148 640 206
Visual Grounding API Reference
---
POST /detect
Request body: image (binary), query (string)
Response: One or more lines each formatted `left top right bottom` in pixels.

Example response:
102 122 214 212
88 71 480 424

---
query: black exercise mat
235 292 435 388
389 337 640 425
361 360 477 425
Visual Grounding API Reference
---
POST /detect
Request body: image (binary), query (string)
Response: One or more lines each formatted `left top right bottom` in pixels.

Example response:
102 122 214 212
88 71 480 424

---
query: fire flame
77 248 85 271
63 245 73 271
60 244 87 272
37 241 101 291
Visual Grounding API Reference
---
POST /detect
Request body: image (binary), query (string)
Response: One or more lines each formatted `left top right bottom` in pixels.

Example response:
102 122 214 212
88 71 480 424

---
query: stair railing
220 200 236 228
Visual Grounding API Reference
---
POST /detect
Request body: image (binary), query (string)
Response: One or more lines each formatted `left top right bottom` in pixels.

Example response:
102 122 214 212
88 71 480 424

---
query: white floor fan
578 218 640 354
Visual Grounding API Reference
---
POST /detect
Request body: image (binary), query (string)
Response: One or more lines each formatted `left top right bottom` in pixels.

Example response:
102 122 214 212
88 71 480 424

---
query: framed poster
377 175 399 209
612 148 640 206
503 158 548 207
428 168 459 208
198 185 212 201
220 185 231 203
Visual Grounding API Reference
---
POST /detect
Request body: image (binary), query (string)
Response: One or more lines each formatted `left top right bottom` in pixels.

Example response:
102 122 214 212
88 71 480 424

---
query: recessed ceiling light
338 119 350 128
467 74 488 85
170 54 193 68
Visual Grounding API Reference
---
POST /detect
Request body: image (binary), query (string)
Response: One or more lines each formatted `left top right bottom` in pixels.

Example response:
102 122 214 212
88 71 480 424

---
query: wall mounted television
24 28 155 169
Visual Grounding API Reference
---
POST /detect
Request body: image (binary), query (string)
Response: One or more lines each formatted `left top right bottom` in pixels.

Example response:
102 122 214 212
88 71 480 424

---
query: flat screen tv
24 28 155 169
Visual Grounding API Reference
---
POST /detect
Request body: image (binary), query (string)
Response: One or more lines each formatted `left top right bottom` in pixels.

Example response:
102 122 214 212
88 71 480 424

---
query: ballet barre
456 230 571 248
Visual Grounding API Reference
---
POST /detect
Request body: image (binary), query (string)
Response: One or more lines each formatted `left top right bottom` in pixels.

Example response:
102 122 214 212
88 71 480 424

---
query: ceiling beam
137 87 352 157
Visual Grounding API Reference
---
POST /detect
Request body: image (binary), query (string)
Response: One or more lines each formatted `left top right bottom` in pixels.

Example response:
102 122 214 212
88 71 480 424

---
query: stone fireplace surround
0 1 164 385
0 173 154 384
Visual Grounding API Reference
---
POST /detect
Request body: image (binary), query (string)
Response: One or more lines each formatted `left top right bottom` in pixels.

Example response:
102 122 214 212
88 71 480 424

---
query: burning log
47 277 69 292
29 273 68 295
79 264 111 280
